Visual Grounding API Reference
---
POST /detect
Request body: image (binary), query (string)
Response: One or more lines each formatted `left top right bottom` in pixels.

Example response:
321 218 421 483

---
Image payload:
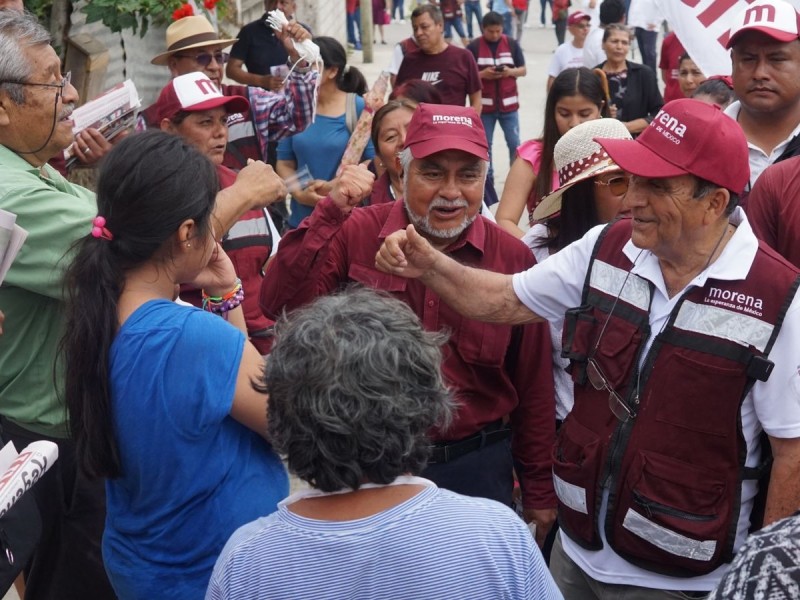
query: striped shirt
207 485 562 599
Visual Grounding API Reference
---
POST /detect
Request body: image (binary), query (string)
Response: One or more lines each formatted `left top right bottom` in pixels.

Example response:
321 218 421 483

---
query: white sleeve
512 225 604 324
752 291 800 438
547 46 564 78
388 43 405 75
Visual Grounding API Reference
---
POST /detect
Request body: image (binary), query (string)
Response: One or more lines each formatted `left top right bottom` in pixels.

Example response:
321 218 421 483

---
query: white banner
655 0 800 77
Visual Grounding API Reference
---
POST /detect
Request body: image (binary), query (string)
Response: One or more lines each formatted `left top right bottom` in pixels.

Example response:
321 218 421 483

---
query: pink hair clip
91 216 114 241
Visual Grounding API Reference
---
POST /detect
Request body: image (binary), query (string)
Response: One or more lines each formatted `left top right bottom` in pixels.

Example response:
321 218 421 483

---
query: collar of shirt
378 196 488 256
725 101 800 178
622 206 758 299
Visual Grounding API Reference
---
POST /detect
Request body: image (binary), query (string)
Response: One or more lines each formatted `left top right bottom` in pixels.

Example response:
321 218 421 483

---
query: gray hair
0 11 51 104
263 287 455 492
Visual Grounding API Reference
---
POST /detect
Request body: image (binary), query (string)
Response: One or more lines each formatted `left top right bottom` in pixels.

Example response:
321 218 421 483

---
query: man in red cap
260 103 558 547
725 0 800 192
376 98 800 597
546 10 591 90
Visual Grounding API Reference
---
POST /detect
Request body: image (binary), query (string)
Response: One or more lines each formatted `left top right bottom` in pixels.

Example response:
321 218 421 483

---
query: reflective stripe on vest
622 509 717 562
589 259 651 312
674 300 774 353
476 35 520 113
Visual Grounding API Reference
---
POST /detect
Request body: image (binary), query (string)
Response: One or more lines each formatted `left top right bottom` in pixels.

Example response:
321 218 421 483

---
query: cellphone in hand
494 65 507 72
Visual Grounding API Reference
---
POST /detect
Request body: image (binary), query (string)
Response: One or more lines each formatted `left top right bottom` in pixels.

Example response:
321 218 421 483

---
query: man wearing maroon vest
467 11 526 168
376 98 800 598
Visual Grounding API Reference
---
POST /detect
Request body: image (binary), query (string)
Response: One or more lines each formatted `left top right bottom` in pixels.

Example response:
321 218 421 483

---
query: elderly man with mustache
260 103 558 548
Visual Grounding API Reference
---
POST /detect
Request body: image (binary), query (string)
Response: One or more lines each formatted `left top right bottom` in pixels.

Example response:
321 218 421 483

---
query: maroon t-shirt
396 45 481 107
659 32 686 104
747 156 800 269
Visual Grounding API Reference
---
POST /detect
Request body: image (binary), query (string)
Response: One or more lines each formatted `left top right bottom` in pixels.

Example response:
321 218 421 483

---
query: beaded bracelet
202 278 244 315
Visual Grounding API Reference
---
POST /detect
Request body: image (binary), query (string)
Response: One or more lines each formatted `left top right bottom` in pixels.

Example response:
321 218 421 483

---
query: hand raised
375 224 437 279
234 160 288 209
329 163 375 213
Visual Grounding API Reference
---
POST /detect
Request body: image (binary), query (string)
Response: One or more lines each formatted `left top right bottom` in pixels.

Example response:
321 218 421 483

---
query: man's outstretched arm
375 224 543 325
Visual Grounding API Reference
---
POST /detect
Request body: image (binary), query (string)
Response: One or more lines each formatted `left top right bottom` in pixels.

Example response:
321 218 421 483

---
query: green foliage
81 0 184 37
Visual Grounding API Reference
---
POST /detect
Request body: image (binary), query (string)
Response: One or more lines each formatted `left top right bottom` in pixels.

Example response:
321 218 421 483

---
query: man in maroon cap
546 10 591 90
376 98 800 597
260 103 557 547
725 0 800 192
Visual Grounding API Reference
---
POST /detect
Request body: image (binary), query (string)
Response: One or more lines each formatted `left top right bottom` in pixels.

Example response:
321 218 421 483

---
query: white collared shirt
724 101 800 189
512 209 800 590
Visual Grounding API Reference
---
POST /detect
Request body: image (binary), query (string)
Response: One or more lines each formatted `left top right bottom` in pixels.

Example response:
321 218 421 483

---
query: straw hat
151 16 236 66
532 119 632 222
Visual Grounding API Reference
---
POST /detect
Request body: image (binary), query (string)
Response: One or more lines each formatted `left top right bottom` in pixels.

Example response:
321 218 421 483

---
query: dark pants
422 437 514 506
635 27 658 73
0 420 115 600
554 17 566 44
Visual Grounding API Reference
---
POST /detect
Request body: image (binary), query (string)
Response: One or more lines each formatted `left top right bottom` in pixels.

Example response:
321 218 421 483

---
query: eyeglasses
1 71 71 94
595 175 630 196
174 52 229 67
586 359 635 422
584 249 644 423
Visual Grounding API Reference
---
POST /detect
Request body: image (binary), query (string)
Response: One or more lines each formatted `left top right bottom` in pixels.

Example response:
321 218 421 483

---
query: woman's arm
230 341 269 437
496 157 537 238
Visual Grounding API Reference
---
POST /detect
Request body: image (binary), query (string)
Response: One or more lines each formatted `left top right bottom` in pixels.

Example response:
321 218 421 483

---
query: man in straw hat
261 103 559 548
139 14 318 177
377 97 800 597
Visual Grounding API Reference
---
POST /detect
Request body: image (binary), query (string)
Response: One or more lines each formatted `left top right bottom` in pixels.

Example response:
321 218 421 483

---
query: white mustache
59 103 75 120
429 197 468 210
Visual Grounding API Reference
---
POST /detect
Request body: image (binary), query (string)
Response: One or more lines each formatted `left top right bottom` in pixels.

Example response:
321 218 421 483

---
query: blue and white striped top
206 483 563 599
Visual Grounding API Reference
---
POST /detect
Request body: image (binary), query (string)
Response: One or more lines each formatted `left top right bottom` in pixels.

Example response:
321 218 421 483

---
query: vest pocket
652 350 746 437
553 417 604 549
611 450 731 576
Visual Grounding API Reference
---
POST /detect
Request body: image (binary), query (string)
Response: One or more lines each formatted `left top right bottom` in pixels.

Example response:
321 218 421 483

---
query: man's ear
160 118 177 133
0 93 15 127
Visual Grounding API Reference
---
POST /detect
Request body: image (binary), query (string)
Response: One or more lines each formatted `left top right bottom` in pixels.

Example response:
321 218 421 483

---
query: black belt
429 420 511 464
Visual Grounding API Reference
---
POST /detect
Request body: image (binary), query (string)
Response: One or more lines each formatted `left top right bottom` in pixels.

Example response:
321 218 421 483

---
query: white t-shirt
724 101 800 190
583 27 606 69
522 224 574 420
512 209 800 590
548 42 585 78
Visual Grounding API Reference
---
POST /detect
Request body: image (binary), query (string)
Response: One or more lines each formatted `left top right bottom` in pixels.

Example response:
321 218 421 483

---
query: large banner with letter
655 0 800 77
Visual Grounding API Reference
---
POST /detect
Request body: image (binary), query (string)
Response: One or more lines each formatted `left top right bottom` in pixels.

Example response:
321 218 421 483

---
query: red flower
172 3 194 21
204 0 218 9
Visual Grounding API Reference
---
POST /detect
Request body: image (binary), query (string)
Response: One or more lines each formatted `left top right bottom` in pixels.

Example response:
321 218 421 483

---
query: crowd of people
2 0 800 598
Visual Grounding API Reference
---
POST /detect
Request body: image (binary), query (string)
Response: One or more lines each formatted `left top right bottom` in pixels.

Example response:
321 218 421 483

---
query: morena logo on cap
649 108 689 145
742 2 778 25
432 114 474 127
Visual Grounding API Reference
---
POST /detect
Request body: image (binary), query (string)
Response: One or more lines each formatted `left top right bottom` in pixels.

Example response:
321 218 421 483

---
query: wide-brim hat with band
726 0 800 49
596 98 749 195
151 16 236 66
532 118 631 222
156 72 249 123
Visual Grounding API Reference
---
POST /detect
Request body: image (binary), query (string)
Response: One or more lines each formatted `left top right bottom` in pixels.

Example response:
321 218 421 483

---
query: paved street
350 13 558 198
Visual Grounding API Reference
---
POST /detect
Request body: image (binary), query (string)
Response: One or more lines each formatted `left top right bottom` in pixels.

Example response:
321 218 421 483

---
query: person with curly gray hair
207 288 563 600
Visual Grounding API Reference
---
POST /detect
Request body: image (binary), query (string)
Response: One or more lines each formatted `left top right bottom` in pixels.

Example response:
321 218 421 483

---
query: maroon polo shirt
395 45 481 107
260 197 556 509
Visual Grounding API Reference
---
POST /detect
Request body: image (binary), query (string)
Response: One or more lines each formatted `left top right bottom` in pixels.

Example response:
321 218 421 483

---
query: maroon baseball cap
568 11 591 26
156 72 249 123
403 103 489 161
726 0 800 48
595 98 749 194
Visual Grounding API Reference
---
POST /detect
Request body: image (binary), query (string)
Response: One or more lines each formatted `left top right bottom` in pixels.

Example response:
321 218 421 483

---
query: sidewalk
349 16 559 196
